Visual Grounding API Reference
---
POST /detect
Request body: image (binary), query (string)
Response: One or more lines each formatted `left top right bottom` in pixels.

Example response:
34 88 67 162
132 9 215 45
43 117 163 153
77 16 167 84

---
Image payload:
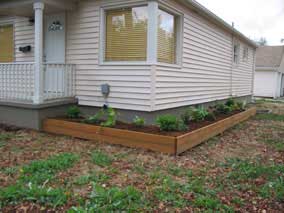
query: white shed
254 46 284 98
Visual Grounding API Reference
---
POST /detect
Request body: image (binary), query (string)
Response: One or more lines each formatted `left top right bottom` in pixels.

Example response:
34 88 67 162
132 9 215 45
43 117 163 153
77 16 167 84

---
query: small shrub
181 107 209 123
225 98 235 107
156 115 187 132
236 101 246 110
206 112 216 121
67 106 81 119
100 107 117 127
84 113 102 124
91 150 112 167
133 116 145 127
84 107 117 127
215 104 232 115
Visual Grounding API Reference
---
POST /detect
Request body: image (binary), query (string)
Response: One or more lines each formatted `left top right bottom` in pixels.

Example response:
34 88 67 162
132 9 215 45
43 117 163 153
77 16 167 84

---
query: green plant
206 112 216 121
91 150 112 167
67 106 81 119
84 113 102 124
84 107 117 127
181 107 209 123
156 115 187 132
100 107 117 127
215 104 232 115
225 98 235 107
236 101 246 110
133 116 145 127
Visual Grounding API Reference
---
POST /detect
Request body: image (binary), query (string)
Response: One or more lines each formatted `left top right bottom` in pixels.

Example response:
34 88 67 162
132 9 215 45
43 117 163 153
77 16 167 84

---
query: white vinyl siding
0 16 34 63
153 0 255 111
232 43 254 97
66 0 153 111
0 0 255 112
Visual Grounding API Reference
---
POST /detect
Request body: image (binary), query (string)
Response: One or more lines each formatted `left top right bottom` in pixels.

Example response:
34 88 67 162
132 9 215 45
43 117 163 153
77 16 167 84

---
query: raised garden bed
43 107 256 155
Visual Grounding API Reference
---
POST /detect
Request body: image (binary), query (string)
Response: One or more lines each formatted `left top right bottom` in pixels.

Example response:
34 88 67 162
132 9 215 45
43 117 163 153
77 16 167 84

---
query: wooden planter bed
43 107 256 155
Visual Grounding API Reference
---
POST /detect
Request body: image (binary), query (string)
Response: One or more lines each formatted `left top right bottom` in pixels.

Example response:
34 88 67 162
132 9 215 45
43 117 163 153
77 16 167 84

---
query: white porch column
33 2 44 104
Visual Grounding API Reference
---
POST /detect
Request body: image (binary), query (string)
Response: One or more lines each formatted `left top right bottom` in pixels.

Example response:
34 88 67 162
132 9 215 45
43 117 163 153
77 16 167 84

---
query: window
105 6 148 61
243 46 249 61
233 42 240 64
102 3 181 65
157 9 177 64
0 25 14 62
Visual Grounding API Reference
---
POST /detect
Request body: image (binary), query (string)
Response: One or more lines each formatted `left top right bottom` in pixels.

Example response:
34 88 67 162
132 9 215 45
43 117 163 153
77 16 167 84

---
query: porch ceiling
0 0 78 16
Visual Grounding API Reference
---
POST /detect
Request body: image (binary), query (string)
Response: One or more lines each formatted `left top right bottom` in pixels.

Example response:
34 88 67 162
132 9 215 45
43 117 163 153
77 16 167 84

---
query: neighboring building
0 0 257 129
254 46 284 98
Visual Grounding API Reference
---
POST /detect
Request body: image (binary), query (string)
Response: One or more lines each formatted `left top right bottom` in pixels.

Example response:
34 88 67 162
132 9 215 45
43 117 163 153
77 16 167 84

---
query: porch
0 0 77 104
0 63 75 103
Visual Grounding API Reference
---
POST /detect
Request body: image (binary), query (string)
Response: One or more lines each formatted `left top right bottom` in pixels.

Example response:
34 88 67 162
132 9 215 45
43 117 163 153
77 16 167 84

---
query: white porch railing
0 63 76 103
43 63 76 101
0 63 35 102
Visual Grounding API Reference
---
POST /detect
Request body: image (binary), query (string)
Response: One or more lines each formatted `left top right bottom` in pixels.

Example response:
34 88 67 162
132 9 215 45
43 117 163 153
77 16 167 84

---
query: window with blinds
105 6 148 62
157 9 176 64
0 25 14 63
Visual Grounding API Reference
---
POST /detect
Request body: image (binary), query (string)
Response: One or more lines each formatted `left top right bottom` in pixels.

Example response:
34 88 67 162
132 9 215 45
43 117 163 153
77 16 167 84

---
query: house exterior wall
0 16 34 62
0 0 256 112
254 71 277 98
66 0 153 111
154 0 255 111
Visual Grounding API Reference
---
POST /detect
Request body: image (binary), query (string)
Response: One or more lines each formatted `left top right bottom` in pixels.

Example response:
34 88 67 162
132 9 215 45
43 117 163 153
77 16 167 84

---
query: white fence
0 63 76 103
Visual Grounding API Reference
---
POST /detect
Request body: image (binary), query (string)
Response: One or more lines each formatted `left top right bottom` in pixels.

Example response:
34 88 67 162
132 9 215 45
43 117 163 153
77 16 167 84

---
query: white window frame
242 46 249 62
233 40 240 66
99 1 183 67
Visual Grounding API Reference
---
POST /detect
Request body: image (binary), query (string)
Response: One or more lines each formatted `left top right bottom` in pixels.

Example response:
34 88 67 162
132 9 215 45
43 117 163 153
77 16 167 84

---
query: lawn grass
255 113 284 121
0 103 284 212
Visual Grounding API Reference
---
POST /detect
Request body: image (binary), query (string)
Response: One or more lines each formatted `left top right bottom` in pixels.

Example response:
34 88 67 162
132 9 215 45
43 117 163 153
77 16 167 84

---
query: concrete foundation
0 96 252 130
0 99 77 130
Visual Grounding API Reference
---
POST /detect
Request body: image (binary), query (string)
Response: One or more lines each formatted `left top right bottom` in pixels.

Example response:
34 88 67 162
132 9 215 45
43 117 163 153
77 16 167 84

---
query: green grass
254 113 284 121
0 133 13 142
263 138 284 151
220 158 284 201
91 150 112 167
68 184 146 212
1 167 18 176
73 172 110 186
0 184 68 208
20 153 79 184
0 153 79 208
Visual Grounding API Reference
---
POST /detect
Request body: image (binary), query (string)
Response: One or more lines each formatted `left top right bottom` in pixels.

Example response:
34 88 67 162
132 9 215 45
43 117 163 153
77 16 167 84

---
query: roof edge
183 0 258 48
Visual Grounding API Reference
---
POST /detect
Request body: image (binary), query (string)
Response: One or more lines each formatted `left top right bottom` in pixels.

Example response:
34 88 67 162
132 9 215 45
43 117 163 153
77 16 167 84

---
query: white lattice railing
0 63 35 102
0 63 76 103
43 63 76 101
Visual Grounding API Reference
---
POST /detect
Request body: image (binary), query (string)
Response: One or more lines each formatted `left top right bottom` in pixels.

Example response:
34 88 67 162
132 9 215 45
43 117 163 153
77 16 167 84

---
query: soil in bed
60 110 244 137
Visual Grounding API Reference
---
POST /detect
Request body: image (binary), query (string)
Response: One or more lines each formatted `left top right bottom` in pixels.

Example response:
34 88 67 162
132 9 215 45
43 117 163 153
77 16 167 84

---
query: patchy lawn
0 103 284 212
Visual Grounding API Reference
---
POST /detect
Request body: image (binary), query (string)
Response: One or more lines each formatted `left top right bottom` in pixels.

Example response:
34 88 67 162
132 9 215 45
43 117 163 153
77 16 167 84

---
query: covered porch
0 0 77 104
